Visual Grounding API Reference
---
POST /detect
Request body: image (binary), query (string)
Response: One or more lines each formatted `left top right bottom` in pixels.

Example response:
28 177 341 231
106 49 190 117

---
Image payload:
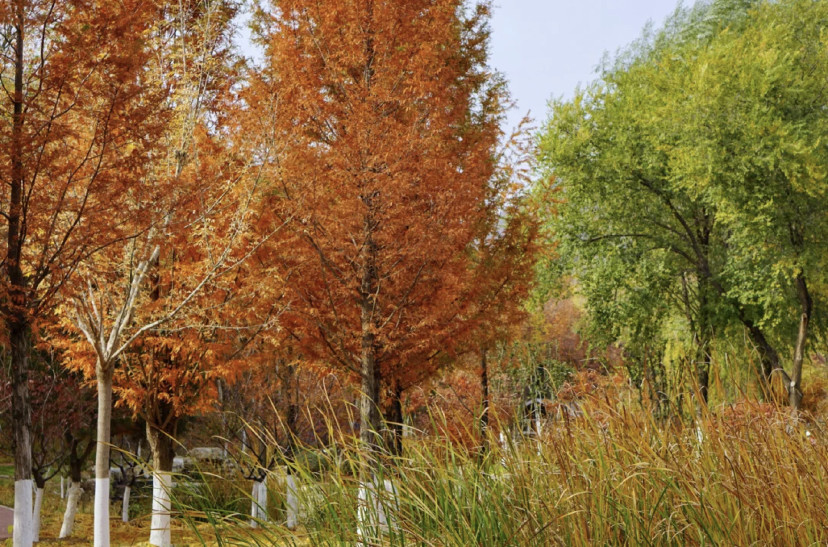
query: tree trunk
741 319 781 389
249 481 259 528
285 370 298 455
693 328 711 405
32 485 44 543
359 294 381 451
60 450 85 538
61 436 91 538
358 202 381 543
480 347 489 449
59 481 83 538
357 327 381 542
250 478 268 527
285 473 298 530
384 382 403 457
694 276 713 405
284 372 298 531
789 273 812 410
258 479 268 525
9 5 33 543
122 485 131 523
94 365 114 547
147 422 175 547
10 320 33 547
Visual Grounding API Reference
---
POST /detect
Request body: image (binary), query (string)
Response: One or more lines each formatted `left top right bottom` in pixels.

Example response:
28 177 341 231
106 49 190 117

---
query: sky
488 0 680 131
237 1 682 131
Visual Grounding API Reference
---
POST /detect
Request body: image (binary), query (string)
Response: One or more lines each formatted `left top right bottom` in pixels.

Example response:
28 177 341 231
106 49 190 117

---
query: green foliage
536 0 828 404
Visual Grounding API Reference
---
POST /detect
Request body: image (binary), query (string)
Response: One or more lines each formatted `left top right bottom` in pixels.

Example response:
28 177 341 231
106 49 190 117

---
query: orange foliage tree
251 0 518 467
60 1 280 544
0 1 167 544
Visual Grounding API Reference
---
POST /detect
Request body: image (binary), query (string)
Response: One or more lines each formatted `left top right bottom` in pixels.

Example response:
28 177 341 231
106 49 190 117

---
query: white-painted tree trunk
94 370 113 547
250 479 268 528
14 479 34 547
249 481 259 528
122 485 131 522
536 416 543 456
60 476 65 499
356 480 378 545
499 431 508 467
356 477 398 543
258 478 268 524
149 471 172 547
59 481 82 538
285 474 298 530
94 478 110 546
32 486 43 542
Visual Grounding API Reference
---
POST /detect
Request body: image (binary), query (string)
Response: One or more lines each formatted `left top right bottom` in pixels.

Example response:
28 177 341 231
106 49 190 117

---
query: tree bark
358 193 382 543
694 276 713 405
31 469 46 542
60 481 83 538
286 473 298 530
32 485 44 543
284 366 299 531
8 4 33 542
285 363 298 459
147 422 176 547
250 481 260 528
60 434 92 537
789 273 812 410
480 347 489 448
94 365 114 547
741 319 782 393
10 319 33 547
249 478 268 527
359 204 381 455
122 485 131 523
385 381 404 457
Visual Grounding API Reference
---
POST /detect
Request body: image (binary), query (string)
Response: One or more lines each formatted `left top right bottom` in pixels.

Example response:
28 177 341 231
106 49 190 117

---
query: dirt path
0 505 11 540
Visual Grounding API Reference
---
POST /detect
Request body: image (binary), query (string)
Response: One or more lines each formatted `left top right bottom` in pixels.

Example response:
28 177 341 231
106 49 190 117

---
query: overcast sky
489 0 681 131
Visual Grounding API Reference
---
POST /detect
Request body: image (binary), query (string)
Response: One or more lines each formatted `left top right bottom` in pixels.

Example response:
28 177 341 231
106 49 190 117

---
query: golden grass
3 391 828 545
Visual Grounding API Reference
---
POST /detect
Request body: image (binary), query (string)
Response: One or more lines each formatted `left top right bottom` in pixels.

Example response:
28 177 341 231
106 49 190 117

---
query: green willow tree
538 0 828 409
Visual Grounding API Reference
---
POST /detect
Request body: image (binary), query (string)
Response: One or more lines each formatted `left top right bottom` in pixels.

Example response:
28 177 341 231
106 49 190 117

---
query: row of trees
1 1 538 546
538 0 828 411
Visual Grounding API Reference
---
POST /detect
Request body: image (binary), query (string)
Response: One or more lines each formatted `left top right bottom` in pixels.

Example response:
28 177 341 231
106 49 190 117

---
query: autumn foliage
247 0 537 453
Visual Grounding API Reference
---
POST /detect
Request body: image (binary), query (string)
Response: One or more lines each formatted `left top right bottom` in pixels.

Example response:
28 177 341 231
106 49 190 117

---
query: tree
536 0 828 409
0 2 166 544
251 0 513 537
0 343 95 541
671 0 828 409
254 0 506 442
62 1 270 544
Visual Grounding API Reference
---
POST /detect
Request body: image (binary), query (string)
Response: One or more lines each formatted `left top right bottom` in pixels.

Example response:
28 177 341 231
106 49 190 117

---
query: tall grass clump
173 398 828 545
